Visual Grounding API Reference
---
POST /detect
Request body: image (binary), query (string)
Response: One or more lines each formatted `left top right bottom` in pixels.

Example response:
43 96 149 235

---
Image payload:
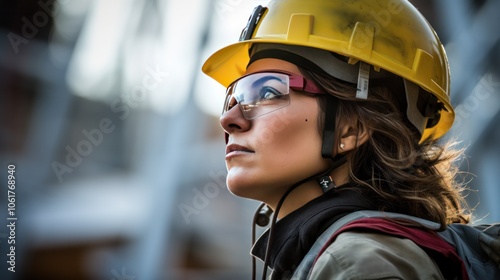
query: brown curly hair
300 67 470 229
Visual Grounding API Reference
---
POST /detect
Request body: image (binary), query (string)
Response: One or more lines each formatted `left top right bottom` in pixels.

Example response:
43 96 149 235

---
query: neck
276 180 323 219
271 163 351 219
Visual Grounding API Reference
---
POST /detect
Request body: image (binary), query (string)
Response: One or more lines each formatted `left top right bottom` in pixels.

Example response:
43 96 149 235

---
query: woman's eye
260 86 283 100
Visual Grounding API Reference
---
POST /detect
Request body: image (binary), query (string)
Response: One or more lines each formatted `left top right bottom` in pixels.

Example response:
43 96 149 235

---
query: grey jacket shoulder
308 231 445 280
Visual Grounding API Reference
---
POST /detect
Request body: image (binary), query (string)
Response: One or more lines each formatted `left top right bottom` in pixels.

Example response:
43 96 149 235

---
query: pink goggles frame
223 70 324 119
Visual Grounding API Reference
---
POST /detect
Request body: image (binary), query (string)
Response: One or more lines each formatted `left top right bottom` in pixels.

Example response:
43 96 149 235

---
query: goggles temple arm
289 75 323 94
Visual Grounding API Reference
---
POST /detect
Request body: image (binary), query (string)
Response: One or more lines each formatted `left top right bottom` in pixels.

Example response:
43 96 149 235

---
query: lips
225 144 254 155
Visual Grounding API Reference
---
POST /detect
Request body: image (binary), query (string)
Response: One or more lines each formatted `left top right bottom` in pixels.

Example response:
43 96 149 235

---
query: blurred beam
117 0 214 279
437 0 500 105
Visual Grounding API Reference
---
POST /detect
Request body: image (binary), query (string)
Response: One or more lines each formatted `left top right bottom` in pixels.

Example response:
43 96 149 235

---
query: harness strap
291 210 476 280
313 218 469 280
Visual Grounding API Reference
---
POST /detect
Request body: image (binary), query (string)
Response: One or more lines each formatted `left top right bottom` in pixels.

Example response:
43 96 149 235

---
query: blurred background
0 0 499 279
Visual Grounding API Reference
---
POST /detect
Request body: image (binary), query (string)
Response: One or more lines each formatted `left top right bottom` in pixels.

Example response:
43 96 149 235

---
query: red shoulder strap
314 217 469 280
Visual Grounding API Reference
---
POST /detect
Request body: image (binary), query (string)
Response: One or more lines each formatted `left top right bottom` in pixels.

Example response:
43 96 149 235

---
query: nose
220 105 251 138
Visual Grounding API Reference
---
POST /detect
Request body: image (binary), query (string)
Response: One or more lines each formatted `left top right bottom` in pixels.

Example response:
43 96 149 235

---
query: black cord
260 181 300 280
257 159 344 280
260 170 330 280
252 203 267 280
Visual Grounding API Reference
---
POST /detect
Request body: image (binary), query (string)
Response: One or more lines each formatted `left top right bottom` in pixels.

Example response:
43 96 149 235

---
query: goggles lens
223 71 323 119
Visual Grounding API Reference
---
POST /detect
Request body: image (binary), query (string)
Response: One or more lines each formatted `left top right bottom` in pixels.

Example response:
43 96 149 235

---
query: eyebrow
250 74 287 89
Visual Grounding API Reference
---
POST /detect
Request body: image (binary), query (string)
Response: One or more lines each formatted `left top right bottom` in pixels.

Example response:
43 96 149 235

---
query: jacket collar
251 183 376 279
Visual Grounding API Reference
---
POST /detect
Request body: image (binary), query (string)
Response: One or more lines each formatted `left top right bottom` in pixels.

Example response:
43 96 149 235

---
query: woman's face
220 58 330 204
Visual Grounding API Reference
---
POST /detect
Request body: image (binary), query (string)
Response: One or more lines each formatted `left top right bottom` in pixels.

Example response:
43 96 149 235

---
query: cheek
264 111 326 173
252 99 328 183
225 95 329 200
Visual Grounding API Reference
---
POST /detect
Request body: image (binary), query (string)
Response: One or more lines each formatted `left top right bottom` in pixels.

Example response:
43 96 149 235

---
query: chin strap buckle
318 176 335 193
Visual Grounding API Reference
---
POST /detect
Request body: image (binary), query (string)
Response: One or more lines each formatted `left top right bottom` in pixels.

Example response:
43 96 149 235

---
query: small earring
340 143 345 150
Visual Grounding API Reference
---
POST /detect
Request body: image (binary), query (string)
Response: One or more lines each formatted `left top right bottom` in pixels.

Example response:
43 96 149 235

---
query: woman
203 0 472 279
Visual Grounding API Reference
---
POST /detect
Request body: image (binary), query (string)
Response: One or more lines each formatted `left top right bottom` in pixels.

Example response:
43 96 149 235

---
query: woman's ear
338 122 371 153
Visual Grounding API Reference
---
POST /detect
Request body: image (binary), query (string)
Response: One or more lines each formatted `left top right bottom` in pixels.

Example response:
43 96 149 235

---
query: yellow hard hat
202 0 454 141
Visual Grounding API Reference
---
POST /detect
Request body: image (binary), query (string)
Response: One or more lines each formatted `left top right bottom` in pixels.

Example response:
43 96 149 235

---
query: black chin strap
319 94 347 193
322 94 345 163
319 94 347 190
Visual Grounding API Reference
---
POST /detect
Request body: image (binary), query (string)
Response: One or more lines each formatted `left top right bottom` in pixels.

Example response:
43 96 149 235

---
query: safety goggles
223 70 324 119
